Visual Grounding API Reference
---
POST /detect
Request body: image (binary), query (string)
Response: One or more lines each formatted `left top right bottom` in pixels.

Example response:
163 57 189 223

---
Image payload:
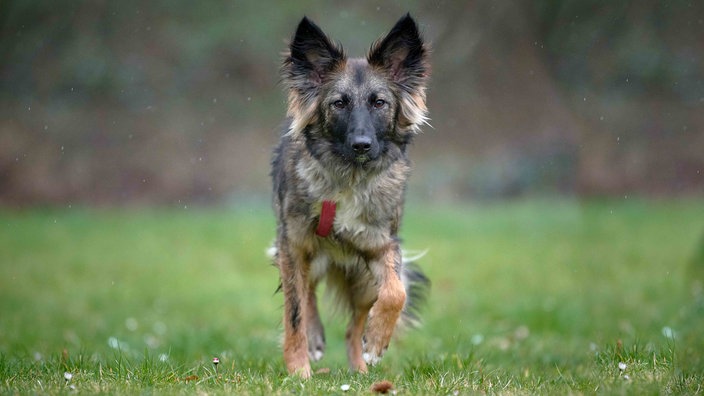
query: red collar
315 200 336 237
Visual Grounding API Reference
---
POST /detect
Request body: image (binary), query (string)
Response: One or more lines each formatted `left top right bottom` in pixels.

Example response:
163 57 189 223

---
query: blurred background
1 0 702 207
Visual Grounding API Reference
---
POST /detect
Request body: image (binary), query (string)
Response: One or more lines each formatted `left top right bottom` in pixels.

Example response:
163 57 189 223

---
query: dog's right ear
283 17 345 91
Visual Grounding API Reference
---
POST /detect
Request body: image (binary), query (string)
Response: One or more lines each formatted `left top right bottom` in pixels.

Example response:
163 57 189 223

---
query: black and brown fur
271 14 430 378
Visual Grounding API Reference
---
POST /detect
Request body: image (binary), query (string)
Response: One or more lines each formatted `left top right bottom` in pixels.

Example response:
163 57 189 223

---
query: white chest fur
333 190 368 236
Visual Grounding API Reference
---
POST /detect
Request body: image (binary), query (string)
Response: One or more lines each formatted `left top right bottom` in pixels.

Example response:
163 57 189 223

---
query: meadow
1 199 703 394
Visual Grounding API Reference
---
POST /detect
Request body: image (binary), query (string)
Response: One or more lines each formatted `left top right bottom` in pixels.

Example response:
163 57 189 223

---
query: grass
1 198 703 394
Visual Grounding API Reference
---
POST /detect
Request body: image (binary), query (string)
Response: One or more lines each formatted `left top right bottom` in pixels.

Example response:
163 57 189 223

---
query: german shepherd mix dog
271 14 430 378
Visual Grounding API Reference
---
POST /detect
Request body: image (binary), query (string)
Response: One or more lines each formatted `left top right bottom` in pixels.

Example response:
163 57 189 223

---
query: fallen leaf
371 380 393 394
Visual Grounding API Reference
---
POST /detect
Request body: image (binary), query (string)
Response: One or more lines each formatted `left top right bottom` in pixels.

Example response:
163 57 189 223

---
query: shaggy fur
271 14 430 378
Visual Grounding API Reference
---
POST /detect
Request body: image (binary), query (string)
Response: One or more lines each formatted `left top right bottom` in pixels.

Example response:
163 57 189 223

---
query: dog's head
282 14 430 167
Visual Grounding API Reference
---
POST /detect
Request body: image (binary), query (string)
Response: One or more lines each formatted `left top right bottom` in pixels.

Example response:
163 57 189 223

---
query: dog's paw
361 338 387 366
308 345 324 362
362 352 381 366
362 345 387 366
307 329 325 362
285 355 312 379
292 365 312 379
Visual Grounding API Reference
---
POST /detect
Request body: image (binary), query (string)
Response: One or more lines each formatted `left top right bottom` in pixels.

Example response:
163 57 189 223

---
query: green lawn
1 199 703 394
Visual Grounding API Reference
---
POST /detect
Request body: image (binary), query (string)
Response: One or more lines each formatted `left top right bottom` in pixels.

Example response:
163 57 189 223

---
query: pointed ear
369 14 430 133
368 14 429 88
282 17 345 90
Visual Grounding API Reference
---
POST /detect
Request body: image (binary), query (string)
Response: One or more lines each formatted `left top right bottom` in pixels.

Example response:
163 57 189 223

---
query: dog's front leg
362 243 406 365
278 245 312 378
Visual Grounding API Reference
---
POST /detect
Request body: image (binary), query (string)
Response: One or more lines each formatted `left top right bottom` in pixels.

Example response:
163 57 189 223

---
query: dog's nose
351 136 372 154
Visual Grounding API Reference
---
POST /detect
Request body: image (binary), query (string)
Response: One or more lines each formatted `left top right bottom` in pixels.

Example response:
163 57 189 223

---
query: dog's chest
311 188 390 262
333 190 370 237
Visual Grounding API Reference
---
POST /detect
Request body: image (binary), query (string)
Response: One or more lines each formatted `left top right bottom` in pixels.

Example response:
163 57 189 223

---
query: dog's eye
373 99 386 109
332 100 346 109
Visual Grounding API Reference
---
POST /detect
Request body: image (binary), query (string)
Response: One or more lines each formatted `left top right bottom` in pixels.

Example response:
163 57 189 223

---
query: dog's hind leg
345 302 372 373
305 286 325 362
362 244 406 366
278 246 312 378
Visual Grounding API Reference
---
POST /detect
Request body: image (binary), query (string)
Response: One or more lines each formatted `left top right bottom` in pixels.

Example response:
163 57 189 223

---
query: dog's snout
351 135 373 154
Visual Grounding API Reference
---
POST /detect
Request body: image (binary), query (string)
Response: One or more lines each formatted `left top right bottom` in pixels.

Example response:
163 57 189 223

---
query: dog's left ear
368 13 429 89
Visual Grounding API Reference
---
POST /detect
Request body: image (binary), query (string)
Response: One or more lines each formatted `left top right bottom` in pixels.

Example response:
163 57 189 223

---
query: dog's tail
399 250 431 329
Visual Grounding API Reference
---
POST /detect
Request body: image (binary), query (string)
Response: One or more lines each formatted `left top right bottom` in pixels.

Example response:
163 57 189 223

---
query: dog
270 13 430 378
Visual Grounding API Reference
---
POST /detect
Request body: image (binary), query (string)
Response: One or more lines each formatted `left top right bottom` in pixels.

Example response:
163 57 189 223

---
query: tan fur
362 244 407 364
278 248 313 378
346 303 372 372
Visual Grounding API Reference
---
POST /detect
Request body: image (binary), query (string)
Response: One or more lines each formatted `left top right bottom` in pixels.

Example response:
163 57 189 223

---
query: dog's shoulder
271 119 303 196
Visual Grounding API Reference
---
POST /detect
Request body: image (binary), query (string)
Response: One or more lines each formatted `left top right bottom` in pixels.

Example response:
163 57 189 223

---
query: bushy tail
399 250 431 328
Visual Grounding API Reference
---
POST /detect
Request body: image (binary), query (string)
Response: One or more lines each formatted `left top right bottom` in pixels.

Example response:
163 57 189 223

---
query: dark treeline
1 1 702 205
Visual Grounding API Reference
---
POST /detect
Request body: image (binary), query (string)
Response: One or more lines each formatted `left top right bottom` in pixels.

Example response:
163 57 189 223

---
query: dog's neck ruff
316 200 337 237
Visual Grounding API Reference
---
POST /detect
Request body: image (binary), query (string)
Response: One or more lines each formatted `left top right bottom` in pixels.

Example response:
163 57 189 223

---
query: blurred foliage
537 0 702 102
0 1 702 205
1 1 290 115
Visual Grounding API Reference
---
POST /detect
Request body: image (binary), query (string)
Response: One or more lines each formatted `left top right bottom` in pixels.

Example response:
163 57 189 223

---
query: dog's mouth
354 154 371 164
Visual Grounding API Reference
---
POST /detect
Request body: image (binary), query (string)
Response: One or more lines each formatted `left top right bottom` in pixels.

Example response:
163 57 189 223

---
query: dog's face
322 59 396 164
282 15 429 167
